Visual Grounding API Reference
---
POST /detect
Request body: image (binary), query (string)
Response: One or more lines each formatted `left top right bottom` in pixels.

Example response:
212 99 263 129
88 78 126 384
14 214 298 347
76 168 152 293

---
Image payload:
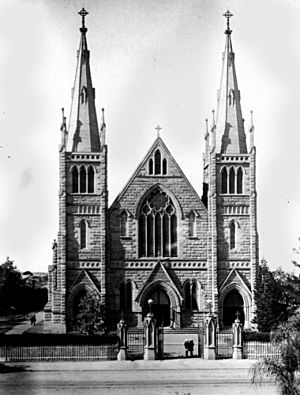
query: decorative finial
101 108 106 129
250 110 254 127
79 7 89 32
155 125 162 137
223 10 233 35
205 118 208 133
235 310 240 321
212 110 216 127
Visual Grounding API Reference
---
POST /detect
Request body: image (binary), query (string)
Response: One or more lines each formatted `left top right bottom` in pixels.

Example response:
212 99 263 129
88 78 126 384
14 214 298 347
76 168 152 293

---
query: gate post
117 318 128 361
144 299 156 360
204 312 217 360
232 313 243 359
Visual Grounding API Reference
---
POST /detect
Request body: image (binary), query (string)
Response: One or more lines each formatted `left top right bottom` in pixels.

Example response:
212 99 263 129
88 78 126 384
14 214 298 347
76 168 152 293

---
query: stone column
232 315 243 359
204 312 217 360
117 318 128 361
144 300 156 360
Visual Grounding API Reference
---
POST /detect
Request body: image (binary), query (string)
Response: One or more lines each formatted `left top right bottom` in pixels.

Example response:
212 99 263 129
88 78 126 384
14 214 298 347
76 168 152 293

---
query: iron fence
0 344 118 362
243 341 280 359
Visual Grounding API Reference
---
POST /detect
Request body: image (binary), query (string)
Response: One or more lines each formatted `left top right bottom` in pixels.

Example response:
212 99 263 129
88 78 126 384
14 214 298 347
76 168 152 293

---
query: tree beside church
45 9 259 333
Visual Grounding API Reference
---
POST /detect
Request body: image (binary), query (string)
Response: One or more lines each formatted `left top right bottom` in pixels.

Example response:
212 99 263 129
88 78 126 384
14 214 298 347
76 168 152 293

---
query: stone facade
45 11 259 333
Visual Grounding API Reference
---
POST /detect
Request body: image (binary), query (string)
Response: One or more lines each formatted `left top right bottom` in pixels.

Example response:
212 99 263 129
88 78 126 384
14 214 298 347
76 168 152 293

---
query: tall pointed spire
215 11 247 154
67 8 101 152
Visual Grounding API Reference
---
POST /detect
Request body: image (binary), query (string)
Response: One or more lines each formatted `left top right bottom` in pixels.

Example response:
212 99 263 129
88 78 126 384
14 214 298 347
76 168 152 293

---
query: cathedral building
45 9 258 333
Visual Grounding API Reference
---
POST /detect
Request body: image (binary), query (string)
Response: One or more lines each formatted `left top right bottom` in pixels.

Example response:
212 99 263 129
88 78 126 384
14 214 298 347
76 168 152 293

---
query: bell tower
204 11 258 329
45 8 108 332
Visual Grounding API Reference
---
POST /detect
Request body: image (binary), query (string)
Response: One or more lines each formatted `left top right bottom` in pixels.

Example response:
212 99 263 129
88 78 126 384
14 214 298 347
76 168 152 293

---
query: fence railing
243 341 280 359
0 344 118 362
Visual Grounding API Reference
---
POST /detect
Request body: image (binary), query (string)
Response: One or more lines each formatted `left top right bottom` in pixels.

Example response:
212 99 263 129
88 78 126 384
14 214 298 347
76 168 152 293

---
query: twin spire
63 9 251 155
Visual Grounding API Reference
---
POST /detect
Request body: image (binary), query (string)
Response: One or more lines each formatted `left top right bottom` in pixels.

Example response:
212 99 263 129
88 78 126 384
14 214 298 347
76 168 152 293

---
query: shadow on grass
0 363 30 374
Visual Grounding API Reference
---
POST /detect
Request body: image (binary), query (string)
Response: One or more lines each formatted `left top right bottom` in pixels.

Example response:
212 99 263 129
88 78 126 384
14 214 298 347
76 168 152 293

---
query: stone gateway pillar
144 300 156 360
117 318 128 361
232 314 243 359
204 312 217 360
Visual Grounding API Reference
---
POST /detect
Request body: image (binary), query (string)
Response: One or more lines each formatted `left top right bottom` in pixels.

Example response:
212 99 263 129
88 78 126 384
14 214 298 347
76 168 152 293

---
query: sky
1 0 300 273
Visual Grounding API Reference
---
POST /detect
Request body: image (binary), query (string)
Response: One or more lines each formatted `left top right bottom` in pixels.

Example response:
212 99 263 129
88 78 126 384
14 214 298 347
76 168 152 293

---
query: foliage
243 331 270 342
251 310 300 394
0 257 48 313
0 257 21 311
75 295 106 335
255 260 300 332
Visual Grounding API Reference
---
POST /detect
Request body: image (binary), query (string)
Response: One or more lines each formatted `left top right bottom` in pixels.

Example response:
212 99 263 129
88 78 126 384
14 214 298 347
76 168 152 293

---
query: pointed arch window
188 211 196 238
88 166 94 193
154 150 161 175
191 282 198 310
80 166 86 193
119 281 132 312
81 86 87 104
80 221 87 249
229 221 236 250
139 188 177 257
228 89 235 106
162 158 167 175
72 167 79 193
237 167 243 194
221 167 227 194
120 211 129 237
149 159 153 175
184 281 191 310
229 167 235 194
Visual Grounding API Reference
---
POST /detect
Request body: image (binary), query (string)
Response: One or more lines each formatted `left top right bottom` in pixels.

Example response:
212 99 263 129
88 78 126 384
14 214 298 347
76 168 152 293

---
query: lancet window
148 149 168 175
220 166 244 195
120 281 132 311
80 220 87 249
138 188 177 257
71 165 95 194
229 221 236 250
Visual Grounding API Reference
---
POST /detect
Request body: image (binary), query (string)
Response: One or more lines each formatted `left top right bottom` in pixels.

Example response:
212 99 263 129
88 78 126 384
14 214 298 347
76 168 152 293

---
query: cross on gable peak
155 125 162 137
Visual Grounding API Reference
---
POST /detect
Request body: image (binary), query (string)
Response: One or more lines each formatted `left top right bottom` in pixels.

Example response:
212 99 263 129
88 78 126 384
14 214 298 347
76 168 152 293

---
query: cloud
19 168 33 190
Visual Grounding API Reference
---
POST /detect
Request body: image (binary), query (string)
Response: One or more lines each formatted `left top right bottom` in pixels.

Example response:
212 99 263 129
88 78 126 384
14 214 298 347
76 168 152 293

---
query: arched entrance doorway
72 288 87 330
223 289 244 327
143 288 171 327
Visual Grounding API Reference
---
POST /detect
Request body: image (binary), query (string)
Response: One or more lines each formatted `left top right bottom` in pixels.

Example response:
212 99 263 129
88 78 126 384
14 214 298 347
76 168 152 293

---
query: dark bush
243 332 270 342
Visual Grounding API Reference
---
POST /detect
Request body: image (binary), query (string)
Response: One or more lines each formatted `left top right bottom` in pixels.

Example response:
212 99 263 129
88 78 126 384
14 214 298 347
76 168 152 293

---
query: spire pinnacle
223 10 233 35
67 9 101 152
79 7 89 33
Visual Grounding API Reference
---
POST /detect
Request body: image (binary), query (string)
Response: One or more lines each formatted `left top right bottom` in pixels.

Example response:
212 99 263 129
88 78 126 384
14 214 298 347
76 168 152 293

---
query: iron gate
127 330 144 360
216 332 233 358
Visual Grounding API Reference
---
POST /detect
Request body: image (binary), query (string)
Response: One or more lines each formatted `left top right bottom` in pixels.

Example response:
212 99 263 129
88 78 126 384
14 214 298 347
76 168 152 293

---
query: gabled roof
110 136 205 212
135 259 183 303
219 268 251 293
69 269 101 296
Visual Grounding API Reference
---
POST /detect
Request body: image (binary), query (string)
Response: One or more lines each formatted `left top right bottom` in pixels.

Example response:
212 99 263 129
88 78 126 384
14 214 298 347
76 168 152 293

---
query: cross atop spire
79 7 89 32
223 9 233 35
